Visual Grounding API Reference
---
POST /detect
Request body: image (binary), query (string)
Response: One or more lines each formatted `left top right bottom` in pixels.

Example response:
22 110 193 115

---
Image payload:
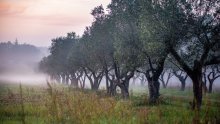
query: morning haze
0 0 111 46
0 0 219 123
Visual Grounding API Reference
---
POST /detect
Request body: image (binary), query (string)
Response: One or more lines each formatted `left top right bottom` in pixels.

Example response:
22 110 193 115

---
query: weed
0 83 219 124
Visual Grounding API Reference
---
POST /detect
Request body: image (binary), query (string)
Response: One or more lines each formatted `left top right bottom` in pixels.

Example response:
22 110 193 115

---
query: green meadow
0 82 219 124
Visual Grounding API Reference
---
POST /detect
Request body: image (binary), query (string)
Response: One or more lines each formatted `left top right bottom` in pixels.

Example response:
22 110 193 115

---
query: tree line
39 0 220 110
0 41 44 74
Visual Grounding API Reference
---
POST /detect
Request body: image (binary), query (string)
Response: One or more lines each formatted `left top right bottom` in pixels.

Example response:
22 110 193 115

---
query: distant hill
0 42 49 74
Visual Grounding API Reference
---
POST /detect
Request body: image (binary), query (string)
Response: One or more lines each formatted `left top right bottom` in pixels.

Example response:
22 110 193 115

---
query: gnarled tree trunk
189 64 203 110
173 71 188 91
208 81 214 93
70 74 78 88
118 79 130 99
144 56 166 105
207 67 220 93
191 74 203 110
91 77 100 90
147 76 160 104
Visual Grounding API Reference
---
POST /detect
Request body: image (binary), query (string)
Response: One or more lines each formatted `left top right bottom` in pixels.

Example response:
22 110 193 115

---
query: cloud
0 0 94 26
0 1 27 16
0 0 111 46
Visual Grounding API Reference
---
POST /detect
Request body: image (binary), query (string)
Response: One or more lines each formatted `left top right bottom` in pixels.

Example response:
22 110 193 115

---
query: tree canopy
40 0 220 110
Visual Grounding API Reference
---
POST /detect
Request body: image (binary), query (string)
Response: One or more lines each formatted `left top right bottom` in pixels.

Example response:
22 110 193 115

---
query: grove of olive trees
40 0 220 110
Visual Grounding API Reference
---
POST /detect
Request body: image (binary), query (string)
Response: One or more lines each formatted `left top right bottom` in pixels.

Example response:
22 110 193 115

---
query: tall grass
45 82 135 123
19 83 25 124
0 82 219 124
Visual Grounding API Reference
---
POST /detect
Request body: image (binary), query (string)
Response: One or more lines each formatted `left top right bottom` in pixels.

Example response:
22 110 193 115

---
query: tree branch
170 47 193 75
205 55 220 65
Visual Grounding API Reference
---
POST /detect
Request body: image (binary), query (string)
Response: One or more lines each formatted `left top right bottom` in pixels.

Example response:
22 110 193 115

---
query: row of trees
158 64 220 93
40 0 220 110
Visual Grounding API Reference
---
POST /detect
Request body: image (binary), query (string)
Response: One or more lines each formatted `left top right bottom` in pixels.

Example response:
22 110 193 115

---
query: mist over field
0 42 49 85
0 0 220 123
0 41 219 91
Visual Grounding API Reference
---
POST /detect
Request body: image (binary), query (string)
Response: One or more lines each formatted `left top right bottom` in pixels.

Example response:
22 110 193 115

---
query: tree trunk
65 74 69 85
148 79 160 104
140 76 145 86
109 79 116 96
203 72 208 93
71 78 78 88
161 80 166 88
180 79 186 91
144 55 166 105
208 80 213 93
160 72 166 88
70 74 78 88
54 74 60 83
105 70 109 94
191 73 203 110
79 75 86 89
173 72 187 91
91 78 99 91
61 74 66 84
118 80 129 99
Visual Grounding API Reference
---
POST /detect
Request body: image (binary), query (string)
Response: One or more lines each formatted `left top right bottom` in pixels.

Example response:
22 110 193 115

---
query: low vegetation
0 82 219 124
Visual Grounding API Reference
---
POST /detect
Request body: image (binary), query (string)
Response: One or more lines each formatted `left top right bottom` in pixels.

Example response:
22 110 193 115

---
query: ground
0 81 220 124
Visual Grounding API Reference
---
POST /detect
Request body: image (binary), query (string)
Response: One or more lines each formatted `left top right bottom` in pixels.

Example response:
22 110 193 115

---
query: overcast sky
0 0 111 46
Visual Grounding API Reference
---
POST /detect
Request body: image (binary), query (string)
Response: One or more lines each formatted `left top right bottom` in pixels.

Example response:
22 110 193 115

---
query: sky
0 0 111 46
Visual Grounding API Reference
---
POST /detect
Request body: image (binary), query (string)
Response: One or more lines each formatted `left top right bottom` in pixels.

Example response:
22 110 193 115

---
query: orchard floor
0 81 220 124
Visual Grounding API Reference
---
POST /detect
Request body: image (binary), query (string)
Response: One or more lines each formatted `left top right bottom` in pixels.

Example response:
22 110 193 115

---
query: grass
0 82 220 124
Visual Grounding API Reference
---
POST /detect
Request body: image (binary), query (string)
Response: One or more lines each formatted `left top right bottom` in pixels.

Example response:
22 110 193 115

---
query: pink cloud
0 0 111 46
0 1 27 16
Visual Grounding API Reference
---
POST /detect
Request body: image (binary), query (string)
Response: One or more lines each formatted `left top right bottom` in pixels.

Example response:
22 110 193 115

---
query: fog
0 42 48 85
0 42 219 91
0 73 47 85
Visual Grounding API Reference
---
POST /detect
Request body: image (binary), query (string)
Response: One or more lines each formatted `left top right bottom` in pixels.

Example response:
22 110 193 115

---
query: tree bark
144 56 166 105
161 79 166 88
118 79 130 99
159 71 166 88
108 78 117 96
202 67 208 93
207 67 220 93
65 74 69 85
180 80 186 91
190 69 203 110
70 74 78 88
140 75 146 86
208 80 214 93
79 74 86 89
105 69 110 94
54 74 60 83
61 74 66 84
173 71 188 91
91 77 100 91
147 77 160 104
